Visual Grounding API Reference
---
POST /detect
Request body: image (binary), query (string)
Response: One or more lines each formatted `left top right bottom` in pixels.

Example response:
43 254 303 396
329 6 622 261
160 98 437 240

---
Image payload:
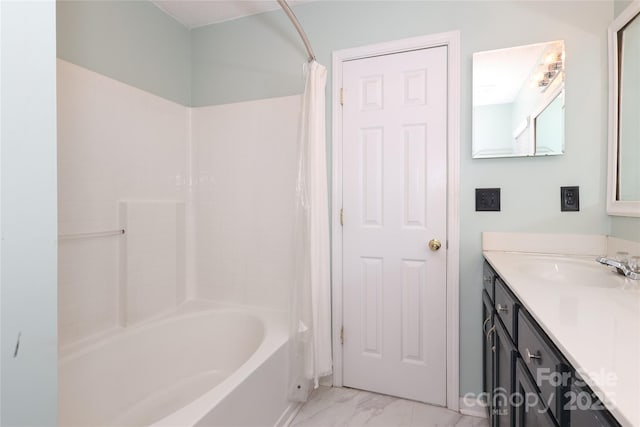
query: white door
341 46 448 405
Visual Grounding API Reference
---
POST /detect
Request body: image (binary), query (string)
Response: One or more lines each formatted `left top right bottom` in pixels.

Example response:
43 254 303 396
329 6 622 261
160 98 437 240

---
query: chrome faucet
596 257 640 280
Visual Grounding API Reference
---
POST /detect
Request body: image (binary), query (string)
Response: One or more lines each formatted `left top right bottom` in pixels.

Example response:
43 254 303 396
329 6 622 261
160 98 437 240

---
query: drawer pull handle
483 316 492 334
483 276 492 284
497 304 509 314
486 325 496 353
526 348 541 364
487 325 496 352
486 325 496 341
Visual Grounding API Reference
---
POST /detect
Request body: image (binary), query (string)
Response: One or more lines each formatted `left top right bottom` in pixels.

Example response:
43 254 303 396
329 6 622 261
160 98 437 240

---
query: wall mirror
608 1 640 217
472 40 565 158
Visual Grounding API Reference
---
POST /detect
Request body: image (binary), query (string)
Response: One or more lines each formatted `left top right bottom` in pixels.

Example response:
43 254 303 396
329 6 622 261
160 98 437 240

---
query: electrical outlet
476 188 501 211
561 186 580 211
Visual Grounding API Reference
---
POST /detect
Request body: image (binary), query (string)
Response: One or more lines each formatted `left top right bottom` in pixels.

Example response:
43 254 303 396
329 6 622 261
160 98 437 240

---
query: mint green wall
1 1 58 424
611 217 640 242
191 1 614 396
611 220 640 242
191 12 306 107
57 0 191 105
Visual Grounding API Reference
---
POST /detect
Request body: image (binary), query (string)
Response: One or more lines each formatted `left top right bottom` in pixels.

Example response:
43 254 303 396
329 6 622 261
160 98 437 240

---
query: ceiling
152 0 315 28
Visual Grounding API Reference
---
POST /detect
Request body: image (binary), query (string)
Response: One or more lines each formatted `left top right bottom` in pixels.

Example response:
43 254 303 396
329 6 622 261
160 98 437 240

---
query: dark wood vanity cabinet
483 263 516 427
481 260 621 427
483 262 518 427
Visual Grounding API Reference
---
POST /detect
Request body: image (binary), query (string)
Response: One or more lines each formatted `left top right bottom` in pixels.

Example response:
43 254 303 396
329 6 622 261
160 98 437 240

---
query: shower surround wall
57 60 189 345
192 97 299 311
57 59 298 346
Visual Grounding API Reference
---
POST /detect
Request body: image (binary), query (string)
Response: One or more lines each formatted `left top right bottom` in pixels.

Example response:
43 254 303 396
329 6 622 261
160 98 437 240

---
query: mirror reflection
472 40 565 158
617 12 640 201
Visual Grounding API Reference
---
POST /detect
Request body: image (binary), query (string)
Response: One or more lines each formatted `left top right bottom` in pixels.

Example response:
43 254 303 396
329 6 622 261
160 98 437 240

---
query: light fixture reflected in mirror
472 40 565 159
538 51 564 89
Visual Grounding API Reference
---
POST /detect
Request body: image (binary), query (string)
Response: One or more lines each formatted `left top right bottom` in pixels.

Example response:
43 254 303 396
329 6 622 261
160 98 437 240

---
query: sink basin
517 256 625 287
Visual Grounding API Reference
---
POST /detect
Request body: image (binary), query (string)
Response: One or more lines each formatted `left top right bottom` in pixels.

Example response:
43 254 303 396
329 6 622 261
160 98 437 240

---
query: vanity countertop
483 250 640 427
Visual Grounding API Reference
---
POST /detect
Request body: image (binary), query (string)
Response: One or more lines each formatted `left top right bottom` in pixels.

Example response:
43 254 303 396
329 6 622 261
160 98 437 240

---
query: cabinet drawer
518 309 570 424
494 277 517 339
483 262 496 301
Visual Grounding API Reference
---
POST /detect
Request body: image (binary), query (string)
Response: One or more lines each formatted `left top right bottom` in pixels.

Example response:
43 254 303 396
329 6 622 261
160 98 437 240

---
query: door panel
342 46 448 405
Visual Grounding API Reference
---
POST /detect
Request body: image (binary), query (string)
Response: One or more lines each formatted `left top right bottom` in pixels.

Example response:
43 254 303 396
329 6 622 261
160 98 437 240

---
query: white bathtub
59 302 297 426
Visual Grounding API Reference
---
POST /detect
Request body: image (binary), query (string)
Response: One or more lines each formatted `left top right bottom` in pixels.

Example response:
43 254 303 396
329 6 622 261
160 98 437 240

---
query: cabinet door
482 291 495 421
514 359 557 427
494 318 516 427
566 382 621 427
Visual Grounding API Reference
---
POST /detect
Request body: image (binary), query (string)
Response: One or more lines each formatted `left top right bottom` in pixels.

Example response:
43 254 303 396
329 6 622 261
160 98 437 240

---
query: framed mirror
608 1 640 217
472 40 565 158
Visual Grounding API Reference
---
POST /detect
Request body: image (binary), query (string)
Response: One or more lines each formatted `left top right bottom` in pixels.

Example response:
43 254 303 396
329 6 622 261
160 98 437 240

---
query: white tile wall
57 60 188 345
192 96 300 311
58 236 120 345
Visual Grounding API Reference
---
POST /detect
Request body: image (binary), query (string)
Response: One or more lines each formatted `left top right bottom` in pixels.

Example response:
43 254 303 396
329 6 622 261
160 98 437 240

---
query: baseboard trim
319 374 333 387
459 396 488 419
274 402 303 427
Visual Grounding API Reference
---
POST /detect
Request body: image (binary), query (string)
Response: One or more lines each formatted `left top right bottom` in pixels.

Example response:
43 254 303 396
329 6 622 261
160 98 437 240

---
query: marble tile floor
290 386 490 427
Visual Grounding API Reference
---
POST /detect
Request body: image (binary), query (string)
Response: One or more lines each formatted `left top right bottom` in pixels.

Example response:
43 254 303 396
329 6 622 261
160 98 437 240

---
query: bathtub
58 301 298 426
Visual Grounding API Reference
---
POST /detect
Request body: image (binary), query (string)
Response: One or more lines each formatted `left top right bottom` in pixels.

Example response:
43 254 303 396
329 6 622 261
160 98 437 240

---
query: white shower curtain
288 60 332 402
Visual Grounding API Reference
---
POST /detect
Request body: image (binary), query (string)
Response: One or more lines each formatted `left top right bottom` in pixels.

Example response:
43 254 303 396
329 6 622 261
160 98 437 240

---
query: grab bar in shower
59 228 125 240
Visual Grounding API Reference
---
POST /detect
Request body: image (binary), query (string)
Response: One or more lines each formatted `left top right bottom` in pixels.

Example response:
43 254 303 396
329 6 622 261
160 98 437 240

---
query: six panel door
341 46 448 405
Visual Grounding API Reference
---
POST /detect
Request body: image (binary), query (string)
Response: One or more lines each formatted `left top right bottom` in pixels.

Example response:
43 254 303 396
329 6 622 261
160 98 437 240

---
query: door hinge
340 208 344 226
340 326 344 345
340 88 344 106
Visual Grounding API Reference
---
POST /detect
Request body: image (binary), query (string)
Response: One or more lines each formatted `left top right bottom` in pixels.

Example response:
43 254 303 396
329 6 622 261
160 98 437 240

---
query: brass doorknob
428 239 442 251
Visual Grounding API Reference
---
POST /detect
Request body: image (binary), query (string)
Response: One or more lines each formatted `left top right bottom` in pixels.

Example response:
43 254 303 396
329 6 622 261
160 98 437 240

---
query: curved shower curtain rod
277 0 316 62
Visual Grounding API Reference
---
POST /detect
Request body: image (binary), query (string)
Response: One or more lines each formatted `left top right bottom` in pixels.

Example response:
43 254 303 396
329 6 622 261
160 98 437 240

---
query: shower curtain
288 60 332 402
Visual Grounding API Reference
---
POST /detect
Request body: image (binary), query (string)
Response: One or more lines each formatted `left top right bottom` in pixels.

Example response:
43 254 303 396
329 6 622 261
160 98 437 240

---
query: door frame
330 31 461 411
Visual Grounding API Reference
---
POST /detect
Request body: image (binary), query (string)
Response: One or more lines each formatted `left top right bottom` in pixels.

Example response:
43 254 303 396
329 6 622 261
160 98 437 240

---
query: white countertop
483 251 640 427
